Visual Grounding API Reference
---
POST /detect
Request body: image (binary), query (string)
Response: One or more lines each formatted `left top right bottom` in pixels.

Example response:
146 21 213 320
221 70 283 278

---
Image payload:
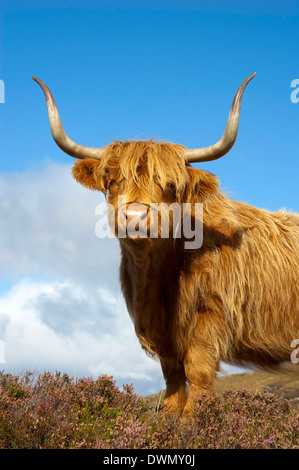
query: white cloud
0 161 119 289
0 277 160 380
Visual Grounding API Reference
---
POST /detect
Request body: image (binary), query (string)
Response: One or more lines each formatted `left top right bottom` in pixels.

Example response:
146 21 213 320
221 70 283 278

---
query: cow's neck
119 237 182 312
120 237 180 272
119 237 182 357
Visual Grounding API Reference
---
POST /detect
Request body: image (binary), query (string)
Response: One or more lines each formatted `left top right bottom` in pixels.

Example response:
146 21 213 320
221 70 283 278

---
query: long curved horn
185 72 256 163
32 76 105 160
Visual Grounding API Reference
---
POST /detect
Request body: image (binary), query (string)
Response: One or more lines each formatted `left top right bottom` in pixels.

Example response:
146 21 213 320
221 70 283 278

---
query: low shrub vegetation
0 371 297 449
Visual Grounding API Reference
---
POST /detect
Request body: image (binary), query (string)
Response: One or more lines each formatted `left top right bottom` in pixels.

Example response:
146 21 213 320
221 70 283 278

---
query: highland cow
33 73 299 416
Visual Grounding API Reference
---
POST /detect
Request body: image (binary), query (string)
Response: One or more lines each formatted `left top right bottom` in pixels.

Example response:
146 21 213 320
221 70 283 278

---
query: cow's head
32 73 255 243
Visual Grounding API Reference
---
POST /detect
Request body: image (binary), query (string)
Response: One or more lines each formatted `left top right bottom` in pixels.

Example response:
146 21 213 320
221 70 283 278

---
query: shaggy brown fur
72 140 299 417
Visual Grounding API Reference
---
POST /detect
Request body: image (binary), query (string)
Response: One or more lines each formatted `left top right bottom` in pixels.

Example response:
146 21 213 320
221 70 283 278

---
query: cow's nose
121 203 149 226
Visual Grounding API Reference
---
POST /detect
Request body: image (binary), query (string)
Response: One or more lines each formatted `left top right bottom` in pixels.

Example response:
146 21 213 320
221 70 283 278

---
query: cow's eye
109 180 118 189
166 182 176 191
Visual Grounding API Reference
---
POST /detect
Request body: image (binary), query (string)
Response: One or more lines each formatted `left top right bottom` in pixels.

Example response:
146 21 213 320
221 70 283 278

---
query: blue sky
1 1 299 208
0 1 298 394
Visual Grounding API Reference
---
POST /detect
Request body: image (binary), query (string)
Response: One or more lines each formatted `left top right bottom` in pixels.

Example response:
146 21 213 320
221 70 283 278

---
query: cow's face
72 141 219 244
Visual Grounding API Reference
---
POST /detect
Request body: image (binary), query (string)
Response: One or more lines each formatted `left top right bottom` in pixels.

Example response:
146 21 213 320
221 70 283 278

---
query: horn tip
32 76 54 104
32 75 43 86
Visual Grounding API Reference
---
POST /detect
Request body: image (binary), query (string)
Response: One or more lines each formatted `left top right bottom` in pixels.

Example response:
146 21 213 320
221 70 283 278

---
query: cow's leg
182 344 218 417
160 359 188 413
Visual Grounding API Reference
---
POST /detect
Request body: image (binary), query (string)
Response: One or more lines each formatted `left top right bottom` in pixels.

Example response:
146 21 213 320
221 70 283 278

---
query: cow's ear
185 167 219 201
72 159 102 191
